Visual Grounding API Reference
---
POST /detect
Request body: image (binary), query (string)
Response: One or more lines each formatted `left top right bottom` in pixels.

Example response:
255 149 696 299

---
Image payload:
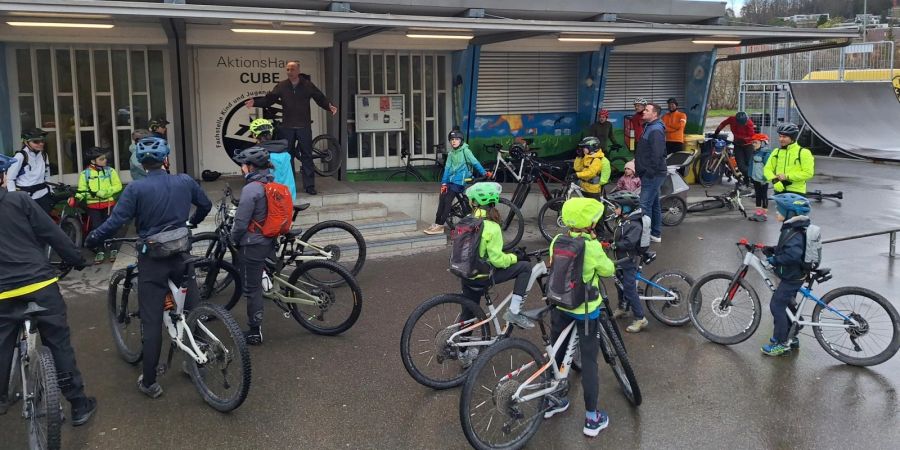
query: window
603 53 687 109
476 52 578 115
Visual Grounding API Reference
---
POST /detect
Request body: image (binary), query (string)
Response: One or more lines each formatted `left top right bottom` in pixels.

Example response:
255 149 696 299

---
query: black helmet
608 191 641 210
84 146 109 162
667 97 678 105
447 130 464 142
233 146 270 167
577 136 601 153
777 123 800 139
735 111 749 125
509 142 528 159
21 128 48 141
201 169 222 182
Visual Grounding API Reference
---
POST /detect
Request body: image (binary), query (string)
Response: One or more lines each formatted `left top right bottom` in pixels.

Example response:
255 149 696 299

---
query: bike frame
511 319 578 403
262 269 326 307
614 268 679 302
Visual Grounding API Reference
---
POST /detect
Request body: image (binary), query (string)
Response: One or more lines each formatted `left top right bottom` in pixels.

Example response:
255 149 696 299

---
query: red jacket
715 117 756 145
629 111 644 143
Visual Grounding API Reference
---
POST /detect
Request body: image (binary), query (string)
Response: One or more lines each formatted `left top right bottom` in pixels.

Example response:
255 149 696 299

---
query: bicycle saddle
812 268 832 284
285 227 304 239
23 302 48 316
641 251 657 265
294 203 310 212
521 305 553 321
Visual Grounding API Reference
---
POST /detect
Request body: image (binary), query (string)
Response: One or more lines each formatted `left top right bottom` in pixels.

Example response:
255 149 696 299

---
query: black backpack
546 235 587 311
448 217 491 278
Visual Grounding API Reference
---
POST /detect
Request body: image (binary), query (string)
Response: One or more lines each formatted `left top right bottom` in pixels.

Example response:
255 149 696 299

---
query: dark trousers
665 141 684 155
770 280 803 343
137 253 199 386
616 264 644 319
0 284 86 404
639 175 663 238
238 242 275 329
459 262 531 322
278 127 315 190
734 143 753 185
34 194 54 214
752 181 769 208
435 183 466 225
551 309 600 411
86 207 111 252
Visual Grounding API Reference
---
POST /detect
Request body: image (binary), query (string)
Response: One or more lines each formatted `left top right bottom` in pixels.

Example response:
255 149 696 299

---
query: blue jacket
749 148 772 183
441 143 486 186
771 216 811 281
89 169 212 242
259 139 296 201
634 119 667 178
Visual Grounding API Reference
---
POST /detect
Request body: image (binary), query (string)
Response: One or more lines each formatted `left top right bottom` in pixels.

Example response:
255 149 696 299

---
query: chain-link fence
741 41 895 84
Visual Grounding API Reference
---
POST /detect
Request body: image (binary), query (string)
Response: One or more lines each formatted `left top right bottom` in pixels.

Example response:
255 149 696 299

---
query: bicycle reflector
738 238 749 246
755 242 766 249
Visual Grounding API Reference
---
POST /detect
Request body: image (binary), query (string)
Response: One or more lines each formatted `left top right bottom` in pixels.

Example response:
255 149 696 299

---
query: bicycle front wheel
108 269 143 364
194 259 243 310
285 261 363 335
27 348 62 450
661 196 686 226
537 197 565 243
688 271 762 345
298 220 366 280
598 314 642 406
459 337 548 450
496 198 524 251
312 134 341 177
812 286 900 366
185 303 251 412
643 270 694 326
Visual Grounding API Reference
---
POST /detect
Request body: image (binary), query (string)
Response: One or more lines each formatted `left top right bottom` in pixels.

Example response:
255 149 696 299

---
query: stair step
297 202 388 226
298 212 418 243
296 192 359 208
365 231 448 259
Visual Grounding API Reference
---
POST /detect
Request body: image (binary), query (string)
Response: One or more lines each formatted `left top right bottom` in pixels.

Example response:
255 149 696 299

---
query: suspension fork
719 265 750 309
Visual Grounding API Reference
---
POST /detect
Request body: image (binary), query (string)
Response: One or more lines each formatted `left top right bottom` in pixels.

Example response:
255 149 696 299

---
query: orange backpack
250 181 294 237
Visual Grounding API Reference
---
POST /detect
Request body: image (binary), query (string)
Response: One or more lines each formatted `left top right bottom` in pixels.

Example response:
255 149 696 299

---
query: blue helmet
770 193 810 219
0 154 16 173
136 137 170 163
735 111 749 125
714 139 727 149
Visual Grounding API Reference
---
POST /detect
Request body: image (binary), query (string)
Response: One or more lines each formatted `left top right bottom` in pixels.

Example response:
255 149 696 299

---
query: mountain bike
537 178 616 242
688 238 900 366
459 301 641 450
445 178 525 251
105 238 252 411
483 143 572 213
806 189 843 204
386 144 446 182
686 184 749 218
309 133 341 177
610 251 695 326
400 249 549 390
698 134 744 187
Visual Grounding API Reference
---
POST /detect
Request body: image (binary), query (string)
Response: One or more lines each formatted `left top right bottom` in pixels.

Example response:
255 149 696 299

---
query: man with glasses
6 128 53 213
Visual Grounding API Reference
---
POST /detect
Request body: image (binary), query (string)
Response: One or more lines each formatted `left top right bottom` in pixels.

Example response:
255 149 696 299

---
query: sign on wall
354 94 405 132
194 48 324 174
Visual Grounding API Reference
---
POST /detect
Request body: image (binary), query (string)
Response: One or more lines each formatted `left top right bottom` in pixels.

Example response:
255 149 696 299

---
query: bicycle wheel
699 157 722 187
496 198 524 251
27 347 62 450
598 314 642 406
686 198 727 213
537 197 565 243
6 348 21 409
185 303 251 412
48 217 82 267
643 270 694 327
285 260 362 335
190 233 240 303
660 196 686 227
194 259 243 310
298 220 366 280
312 134 341 177
386 169 425 182
107 269 143 364
811 286 900 366
510 183 530 211
459 337 548 450
688 271 762 345
400 294 491 390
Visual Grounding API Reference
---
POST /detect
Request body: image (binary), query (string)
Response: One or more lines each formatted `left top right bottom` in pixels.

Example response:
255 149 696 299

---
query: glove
766 256 776 266
512 247 528 262
67 197 77 208
440 184 448 194
601 241 612 249
84 231 101 250
761 246 775 257
71 257 88 271
485 171 493 179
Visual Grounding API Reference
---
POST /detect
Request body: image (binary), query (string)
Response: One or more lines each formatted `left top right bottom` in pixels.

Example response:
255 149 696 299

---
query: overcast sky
699 0 747 15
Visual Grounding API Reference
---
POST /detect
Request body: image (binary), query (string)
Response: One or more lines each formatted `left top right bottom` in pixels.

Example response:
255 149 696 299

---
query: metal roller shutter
476 52 577 115
603 53 687 109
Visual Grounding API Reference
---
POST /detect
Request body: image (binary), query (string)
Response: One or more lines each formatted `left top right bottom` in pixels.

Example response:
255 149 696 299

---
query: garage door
603 53 686 109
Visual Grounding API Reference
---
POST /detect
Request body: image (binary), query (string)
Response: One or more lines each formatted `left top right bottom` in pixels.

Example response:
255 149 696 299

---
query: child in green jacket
76 147 123 264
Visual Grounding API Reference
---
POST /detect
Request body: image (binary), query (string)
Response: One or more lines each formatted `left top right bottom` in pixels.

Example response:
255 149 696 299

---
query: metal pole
863 0 868 43
891 231 896 257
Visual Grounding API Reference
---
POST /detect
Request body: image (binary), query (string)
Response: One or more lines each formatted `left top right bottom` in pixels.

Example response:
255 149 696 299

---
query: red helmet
598 109 609 119
751 133 769 142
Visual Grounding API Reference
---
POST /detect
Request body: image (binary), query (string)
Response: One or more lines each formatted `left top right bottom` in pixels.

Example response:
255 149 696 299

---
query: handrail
823 227 900 257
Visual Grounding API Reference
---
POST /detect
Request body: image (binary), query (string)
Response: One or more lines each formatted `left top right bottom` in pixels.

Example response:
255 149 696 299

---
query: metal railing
823 227 900 257
740 40 895 84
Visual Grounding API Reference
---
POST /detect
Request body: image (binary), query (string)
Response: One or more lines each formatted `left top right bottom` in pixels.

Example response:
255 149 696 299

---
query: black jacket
0 190 85 292
253 77 331 128
772 216 810 281
613 210 645 265
634 119 667 178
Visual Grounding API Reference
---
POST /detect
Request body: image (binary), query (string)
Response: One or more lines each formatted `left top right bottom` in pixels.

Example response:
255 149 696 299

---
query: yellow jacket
573 151 611 194
76 166 122 208
763 142 815 194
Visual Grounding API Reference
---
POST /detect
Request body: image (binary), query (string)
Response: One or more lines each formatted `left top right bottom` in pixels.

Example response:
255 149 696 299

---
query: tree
816 14 828 26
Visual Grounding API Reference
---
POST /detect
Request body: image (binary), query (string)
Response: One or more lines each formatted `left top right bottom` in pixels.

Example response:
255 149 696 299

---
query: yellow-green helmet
465 182 502 206
249 118 275 138
561 197 605 229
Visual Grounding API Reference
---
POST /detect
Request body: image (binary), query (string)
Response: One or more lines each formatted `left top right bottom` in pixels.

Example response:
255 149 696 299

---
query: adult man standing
6 128 53 213
634 103 666 243
662 98 687 155
245 60 337 196
586 109 618 152
714 111 756 185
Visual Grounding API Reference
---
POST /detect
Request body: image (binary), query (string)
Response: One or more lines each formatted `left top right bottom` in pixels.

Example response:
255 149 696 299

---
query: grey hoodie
231 169 276 247
259 139 290 153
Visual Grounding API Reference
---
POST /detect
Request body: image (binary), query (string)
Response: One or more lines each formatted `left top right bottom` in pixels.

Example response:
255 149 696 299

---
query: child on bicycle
608 191 650 333
424 129 489 235
761 193 812 356
747 133 772 222
249 118 297 202
231 146 278 346
76 146 123 264
573 136 611 199
614 160 641 193
544 197 615 437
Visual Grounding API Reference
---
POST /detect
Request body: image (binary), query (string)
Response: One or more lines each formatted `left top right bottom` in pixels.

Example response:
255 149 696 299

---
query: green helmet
561 197 605 229
578 136 601 153
465 182 502 206
249 118 275 138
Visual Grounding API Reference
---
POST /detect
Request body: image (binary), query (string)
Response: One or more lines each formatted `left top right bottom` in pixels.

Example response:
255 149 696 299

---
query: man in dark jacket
85 137 212 399
634 103 667 243
245 61 337 196
0 154 97 425
586 109 618 152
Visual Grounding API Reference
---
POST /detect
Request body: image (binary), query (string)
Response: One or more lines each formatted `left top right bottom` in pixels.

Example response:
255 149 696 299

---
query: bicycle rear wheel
194 260 243 310
687 198 727 213
312 134 341 177
537 197 565 243
386 169 424 182
661 196 686 226
599 312 642 406
496 198 524 251
48 217 82 268
643 270 694 326
812 286 900 366
107 269 143 364
459 337 548 450
27 348 62 450
185 303 251 412
298 220 366 280
688 271 762 345
286 261 363 335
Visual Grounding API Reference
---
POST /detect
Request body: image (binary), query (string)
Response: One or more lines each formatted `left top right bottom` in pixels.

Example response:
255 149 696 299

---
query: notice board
354 94 405 132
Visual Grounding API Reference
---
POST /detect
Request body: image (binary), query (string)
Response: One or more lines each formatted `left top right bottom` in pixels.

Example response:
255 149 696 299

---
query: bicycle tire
510 182 531 210
459 337 547 450
643 270 694 326
811 286 900 366
686 198 727 213
660 196 686 226
298 220 366 280
48 217 82 268
107 269 143 364
195 259 243 310
185 303 251 412
6 347 21 408
688 271 762 345
190 233 240 303
400 294 490 390
285 260 363 335
190 232 236 264
312 134 341 177
386 169 425 182
598 314 642 406
537 197 565 243
496 197 525 251
699 157 722 187
28 347 62 450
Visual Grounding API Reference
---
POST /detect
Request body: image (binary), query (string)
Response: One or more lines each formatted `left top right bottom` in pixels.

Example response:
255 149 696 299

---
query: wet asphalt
1 157 899 449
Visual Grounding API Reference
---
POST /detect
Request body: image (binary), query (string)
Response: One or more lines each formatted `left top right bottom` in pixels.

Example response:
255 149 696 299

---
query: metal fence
740 41 895 84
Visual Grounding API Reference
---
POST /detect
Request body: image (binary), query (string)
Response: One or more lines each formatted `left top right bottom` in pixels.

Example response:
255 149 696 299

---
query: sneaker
244 327 263 346
583 410 610 437
761 342 792 356
626 317 649 333
70 396 97 427
305 187 318 195
423 224 445 235
94 251 105 265
109 249 118 263
649 235 662 243
137 375 163 399
769 336 800 349
748 214 765 222
543 396 570 419
503 309 535 329
611 308 630 319
459 347 480 369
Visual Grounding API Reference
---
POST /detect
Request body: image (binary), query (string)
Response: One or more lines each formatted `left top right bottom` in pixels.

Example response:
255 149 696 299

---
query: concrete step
297 192 359 208
297 212 418 243
297 202 389 226
365 230 447 260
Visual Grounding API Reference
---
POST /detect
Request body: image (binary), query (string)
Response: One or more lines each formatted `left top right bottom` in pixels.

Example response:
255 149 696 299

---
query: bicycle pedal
283 311 292 319
156 364 169 376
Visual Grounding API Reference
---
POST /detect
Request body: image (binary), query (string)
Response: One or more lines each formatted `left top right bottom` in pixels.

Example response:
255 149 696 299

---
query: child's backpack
801 224 822 271
639 215 651 251
449 217 491 278
546 235 587 311
250 181 294 238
